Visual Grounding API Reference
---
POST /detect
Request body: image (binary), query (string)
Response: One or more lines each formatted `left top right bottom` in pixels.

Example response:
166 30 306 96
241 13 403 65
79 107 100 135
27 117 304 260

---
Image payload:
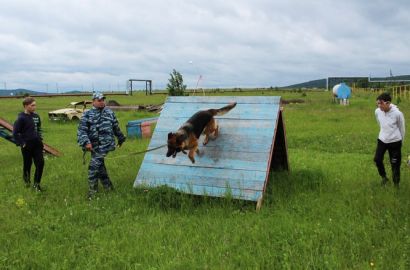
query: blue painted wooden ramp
134 96 289 207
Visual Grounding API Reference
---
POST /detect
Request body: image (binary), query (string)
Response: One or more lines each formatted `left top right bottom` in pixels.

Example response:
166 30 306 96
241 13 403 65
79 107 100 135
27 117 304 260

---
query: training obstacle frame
0 117 61 157
134 96 289 209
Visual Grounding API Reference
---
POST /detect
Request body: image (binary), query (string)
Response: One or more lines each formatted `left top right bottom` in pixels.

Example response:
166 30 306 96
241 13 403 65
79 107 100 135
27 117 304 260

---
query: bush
166 69 186 96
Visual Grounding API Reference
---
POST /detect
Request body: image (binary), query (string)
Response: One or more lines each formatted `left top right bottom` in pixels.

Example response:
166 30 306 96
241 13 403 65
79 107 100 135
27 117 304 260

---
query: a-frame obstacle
134 96 289 209
0 117 61 157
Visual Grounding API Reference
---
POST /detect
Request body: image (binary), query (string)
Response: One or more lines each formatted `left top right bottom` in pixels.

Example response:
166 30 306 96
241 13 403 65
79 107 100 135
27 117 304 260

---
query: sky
0 0 409 92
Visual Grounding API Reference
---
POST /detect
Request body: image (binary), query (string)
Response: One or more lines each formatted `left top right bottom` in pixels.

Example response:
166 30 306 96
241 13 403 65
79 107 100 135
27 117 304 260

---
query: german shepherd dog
166 102 237 163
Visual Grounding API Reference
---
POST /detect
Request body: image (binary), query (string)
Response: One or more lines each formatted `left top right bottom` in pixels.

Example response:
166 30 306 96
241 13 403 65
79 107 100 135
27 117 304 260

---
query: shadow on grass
263 169 326 205
133 185 256 212
132 169 327 211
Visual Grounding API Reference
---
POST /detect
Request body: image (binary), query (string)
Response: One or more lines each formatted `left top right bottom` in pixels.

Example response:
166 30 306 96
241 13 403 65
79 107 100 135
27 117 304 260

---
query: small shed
134 96 289 209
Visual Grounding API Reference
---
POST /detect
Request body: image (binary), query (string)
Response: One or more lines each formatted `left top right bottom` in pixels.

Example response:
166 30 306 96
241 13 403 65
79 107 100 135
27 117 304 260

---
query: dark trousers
21 139 44 184
374 139 402 184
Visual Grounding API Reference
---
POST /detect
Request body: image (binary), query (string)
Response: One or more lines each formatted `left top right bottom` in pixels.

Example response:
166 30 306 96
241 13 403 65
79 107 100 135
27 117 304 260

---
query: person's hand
22 144 26 148
85 143 93 151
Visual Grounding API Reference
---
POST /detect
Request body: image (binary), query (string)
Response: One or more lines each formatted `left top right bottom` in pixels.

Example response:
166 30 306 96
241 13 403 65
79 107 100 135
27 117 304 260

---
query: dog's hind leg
203 128 210 145
188 141 198 163
209 119 219 140
203 118 217 145
196 148 203 157
213 121 219 139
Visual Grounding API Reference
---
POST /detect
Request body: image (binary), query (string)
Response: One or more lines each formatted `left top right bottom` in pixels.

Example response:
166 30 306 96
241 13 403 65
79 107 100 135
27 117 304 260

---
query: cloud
0 0 409 91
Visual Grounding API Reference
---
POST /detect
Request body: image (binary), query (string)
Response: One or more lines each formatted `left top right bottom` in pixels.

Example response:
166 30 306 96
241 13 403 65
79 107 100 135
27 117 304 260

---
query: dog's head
166 132 185 158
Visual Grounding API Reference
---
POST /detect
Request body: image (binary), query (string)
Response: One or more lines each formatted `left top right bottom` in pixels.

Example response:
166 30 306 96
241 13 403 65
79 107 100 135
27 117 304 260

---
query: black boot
24 180 31 188
104 183 115 191
33 183 43 192
23 174 31 188
380 176 389 186
87 184 98 200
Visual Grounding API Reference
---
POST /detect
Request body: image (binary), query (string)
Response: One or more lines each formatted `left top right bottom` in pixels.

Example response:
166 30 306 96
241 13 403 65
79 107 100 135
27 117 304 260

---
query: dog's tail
212 102 237 116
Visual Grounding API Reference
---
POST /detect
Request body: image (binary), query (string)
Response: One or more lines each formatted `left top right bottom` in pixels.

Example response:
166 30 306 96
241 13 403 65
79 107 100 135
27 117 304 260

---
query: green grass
0 90 409 269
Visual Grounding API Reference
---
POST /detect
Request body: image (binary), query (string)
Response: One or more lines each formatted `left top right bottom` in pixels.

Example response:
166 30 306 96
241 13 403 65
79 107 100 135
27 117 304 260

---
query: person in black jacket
13 97 44 191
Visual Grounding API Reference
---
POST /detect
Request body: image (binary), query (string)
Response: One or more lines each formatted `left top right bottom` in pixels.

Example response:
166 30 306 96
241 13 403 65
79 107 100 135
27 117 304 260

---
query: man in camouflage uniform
77 92 126 199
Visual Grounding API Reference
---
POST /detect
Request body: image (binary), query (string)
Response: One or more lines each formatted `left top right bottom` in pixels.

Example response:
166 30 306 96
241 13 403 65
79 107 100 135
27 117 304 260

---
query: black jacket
13 112 42 146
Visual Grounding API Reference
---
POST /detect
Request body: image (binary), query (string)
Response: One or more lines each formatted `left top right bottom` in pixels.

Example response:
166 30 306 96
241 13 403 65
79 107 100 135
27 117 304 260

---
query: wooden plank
166 96 281 104
145 147 270 162
137 169 265 191
143 151 270 172
149 135 274 153
152 127 275 139
160 103 280 120
154 118 277 132
137 162 266 182
0 117 13 131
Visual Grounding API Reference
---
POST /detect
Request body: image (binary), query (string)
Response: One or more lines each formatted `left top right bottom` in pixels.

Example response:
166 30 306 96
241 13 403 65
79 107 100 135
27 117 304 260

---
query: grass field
0 90 409 269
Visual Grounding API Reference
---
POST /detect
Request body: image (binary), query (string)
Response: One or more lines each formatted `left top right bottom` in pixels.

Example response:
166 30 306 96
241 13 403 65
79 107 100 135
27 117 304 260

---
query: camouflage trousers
88 151 113 194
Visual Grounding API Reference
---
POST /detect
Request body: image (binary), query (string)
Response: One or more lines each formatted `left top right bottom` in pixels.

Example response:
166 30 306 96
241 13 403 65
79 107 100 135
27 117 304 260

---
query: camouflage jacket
77 107 126 153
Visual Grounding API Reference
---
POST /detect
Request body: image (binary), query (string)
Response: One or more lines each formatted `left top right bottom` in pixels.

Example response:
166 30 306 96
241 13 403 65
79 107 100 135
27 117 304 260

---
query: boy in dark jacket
13 97 44 191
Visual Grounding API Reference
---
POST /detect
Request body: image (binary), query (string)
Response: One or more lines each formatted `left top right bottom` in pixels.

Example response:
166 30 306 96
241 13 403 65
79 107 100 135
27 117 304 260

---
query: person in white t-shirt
374 92 405 188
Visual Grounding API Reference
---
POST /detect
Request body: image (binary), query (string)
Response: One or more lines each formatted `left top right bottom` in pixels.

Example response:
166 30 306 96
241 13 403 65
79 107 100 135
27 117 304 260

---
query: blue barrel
127 121 142 138
126 117 158 138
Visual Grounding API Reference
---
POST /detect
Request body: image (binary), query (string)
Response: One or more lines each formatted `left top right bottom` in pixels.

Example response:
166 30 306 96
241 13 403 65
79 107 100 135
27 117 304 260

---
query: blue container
126 117 158 138
127 120 143 138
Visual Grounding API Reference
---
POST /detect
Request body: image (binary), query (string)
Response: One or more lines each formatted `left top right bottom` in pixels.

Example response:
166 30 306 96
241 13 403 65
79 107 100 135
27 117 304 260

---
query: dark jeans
21 139 44 184
374 139 402 184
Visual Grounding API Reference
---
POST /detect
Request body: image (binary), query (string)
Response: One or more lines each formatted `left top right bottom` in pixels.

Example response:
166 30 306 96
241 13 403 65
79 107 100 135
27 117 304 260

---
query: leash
82 144 167 165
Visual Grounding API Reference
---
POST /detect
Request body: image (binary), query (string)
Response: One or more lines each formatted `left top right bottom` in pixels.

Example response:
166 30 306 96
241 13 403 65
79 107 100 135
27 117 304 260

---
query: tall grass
0 90 409 269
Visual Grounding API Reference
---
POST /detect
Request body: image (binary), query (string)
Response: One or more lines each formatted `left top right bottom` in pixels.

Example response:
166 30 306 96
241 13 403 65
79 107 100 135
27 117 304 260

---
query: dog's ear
168 132 173 139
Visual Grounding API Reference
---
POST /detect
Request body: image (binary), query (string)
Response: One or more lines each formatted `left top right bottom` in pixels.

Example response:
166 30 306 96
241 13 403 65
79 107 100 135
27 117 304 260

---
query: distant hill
282 75 410 89
64 90 87 94
282 79 326 89
370 75 410 81
0 89 46 96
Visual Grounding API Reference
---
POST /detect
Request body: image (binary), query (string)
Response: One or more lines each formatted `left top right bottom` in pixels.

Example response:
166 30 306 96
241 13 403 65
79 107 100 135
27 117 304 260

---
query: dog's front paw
189 157 195 163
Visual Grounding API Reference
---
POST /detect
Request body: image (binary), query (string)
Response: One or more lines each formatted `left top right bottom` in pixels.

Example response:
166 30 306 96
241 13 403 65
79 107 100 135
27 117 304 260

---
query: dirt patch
281 99 305 104
107 100 121 106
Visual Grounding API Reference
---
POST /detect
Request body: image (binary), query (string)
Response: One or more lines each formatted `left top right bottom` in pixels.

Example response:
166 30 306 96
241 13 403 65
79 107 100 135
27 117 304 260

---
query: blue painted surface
134 96 282 202
336 83 351 99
